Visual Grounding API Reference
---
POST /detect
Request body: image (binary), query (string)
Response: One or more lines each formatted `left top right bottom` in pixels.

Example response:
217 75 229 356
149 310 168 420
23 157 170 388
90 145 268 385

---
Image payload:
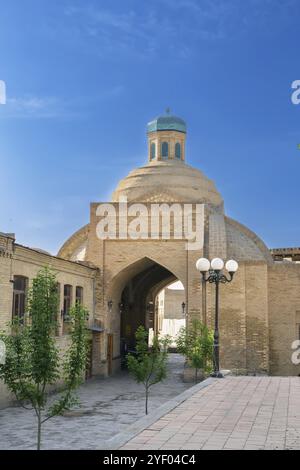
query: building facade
1 113 300 408
57 114 300 378
0 232 105 407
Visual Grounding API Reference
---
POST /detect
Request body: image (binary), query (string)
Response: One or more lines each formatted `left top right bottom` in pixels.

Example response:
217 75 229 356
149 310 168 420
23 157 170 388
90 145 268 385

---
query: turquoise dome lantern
147 113 187 134
146 111 187 163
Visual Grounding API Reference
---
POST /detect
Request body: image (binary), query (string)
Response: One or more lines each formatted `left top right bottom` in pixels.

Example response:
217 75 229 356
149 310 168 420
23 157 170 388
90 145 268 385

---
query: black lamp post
196 257 238 378
181 302 186 317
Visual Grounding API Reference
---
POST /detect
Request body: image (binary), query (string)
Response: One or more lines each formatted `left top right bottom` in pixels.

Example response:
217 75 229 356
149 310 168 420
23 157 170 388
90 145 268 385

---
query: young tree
176 319 213 382
0 267 89 450
127 326 170 415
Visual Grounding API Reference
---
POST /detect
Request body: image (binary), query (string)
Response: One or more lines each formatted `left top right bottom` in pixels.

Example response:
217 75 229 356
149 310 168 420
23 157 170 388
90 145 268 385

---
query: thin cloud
62 6 160 60
0 85 124 119
58 0 299 60
5 96 64 118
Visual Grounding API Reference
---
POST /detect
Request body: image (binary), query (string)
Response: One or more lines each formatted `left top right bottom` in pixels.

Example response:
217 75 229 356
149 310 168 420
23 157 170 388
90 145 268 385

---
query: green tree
0 267 89 450
127 326 170 415
176 319 213 382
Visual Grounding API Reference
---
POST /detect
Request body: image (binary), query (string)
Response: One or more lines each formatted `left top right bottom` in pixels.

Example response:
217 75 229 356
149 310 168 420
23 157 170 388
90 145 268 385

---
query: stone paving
0 354 192 449
121 376 300 450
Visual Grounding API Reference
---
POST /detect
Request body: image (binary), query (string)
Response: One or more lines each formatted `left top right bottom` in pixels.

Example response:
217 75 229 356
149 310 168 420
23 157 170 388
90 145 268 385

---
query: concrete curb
98 376 215 450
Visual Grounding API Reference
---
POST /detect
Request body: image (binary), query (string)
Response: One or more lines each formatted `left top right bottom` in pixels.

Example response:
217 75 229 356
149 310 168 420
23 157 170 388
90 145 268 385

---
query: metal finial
166 107 171 115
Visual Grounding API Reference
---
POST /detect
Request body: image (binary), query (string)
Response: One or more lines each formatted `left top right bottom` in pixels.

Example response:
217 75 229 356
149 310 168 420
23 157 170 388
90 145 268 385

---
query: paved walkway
0 354 192 450
121 376 300 450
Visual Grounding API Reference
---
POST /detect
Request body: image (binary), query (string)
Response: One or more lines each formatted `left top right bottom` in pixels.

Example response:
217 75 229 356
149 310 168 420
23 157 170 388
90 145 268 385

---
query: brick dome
112 159 224 211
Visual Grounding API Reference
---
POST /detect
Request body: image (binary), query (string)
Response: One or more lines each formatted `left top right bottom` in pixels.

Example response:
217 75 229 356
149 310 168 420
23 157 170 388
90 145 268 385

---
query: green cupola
147 114 187 134
147 111 187 163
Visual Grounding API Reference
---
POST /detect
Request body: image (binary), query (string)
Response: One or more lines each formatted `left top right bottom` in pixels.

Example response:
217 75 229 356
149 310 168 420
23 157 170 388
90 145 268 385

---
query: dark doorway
119 260 177 361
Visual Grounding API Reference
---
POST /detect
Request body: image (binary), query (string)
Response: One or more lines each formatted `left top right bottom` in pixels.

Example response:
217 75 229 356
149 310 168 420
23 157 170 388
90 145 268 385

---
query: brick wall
268 263 300 376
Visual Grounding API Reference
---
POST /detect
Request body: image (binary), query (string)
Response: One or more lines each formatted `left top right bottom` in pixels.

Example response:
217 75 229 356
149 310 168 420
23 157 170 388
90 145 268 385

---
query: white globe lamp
225 259 239 274
210 258 224 271
196 258 210 273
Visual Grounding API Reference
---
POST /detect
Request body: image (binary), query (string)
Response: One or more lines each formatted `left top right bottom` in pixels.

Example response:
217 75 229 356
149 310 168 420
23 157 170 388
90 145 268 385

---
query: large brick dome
112 159 224 212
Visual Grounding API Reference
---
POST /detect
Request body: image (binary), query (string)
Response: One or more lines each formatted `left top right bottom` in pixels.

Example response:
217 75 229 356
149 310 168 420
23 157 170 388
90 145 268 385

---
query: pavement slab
0 354 192 450
119 376 300 450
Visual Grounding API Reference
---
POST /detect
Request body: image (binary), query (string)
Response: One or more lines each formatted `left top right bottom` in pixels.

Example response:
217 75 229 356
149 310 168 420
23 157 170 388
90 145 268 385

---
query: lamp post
181 302 186 317
196 257 238 378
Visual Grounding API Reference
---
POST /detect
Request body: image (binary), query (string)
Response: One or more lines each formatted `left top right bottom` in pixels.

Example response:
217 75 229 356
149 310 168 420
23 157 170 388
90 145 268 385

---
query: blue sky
0 0 299 254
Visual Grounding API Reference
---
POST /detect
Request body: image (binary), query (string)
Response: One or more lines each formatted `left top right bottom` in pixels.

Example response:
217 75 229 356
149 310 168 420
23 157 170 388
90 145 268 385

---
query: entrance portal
117 258 186 361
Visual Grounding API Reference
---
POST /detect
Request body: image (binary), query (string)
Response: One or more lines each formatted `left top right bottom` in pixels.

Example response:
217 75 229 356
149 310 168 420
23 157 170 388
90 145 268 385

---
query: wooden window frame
76 286 83 305
12 275 28 321
63 284 72 321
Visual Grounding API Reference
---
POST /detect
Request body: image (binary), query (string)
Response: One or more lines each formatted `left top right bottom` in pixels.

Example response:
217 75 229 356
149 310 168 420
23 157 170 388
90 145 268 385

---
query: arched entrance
108 257 186 366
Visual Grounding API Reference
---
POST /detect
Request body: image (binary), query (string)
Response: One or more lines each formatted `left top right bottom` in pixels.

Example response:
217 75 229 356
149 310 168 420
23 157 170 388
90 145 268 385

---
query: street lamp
181 302 186 316
196 257 238 378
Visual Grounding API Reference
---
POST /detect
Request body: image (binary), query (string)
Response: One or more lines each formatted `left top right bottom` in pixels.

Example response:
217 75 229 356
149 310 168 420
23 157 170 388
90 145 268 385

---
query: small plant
176 319 213 382
127 326 170 415
0 267 89 450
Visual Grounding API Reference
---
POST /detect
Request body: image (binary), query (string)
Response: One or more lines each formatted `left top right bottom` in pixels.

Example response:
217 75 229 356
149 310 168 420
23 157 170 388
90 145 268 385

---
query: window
76 286 83 305
12 276 28 320
63 285 72 320
161 142 168 159
150 142 156 160
175 142 181 159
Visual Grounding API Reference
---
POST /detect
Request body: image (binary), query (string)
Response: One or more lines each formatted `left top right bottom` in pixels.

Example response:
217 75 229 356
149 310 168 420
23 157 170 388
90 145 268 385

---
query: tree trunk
37 411 42 450
195 368 198 383
145 387 149 415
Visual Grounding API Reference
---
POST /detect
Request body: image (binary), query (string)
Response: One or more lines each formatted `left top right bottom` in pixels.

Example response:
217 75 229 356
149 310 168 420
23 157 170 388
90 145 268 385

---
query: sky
0 0 299 254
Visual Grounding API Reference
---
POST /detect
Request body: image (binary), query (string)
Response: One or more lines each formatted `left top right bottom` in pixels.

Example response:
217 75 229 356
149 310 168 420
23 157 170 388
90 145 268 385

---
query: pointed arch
107 255 185 300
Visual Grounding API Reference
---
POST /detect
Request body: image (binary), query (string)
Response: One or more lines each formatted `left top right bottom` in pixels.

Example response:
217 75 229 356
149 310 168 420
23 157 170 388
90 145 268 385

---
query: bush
176 319 213 382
